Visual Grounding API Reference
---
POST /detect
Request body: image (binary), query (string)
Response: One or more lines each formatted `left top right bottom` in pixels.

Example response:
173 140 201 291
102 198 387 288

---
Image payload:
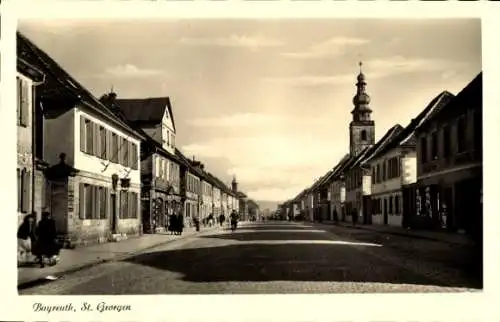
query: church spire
231 175 238 193
349 62 375 157
351 61 372 122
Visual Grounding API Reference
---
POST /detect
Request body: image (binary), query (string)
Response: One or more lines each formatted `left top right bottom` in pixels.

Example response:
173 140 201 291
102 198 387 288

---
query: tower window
361 130 367 141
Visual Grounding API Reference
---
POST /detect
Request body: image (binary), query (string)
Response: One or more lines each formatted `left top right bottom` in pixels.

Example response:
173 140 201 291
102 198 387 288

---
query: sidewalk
18 225 221 289
314 220 474 246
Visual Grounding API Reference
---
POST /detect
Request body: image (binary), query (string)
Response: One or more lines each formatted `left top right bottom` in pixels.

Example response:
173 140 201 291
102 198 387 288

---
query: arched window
361 130 367 141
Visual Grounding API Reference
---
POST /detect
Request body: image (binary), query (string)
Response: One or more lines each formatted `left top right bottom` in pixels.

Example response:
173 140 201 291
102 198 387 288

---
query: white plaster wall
362 175 372 195
44 109 75 166
74 109 141 185
161 108 176 155
401 151 417 185
371 191 403 227
17 73 34 161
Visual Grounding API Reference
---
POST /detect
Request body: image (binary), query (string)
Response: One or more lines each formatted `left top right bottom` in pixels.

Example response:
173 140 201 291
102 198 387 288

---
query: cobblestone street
19 221 481 295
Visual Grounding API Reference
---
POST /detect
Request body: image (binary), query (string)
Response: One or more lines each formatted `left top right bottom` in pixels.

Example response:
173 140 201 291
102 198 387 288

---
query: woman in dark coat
17 213 37 264
35 211 60 267
176 214 184 235
168 215 176 235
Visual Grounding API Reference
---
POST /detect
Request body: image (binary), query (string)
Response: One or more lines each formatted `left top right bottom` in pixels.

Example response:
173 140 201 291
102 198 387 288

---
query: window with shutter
121 191 129 219
17 169 22 212
128 192 133 219
80 116 86 153
123 139 129 167
128 141 134 169
91 186 98 219
105 129 111 160
20 80 29 127
85 120 93 155
112 133 119 163
85 184 93 219
100 126 106 159
102 187 110 219
118 137 123 165
21 169 30 213
17 77 22 126
79 183 85 219
92 123 99 157
131 143 137 170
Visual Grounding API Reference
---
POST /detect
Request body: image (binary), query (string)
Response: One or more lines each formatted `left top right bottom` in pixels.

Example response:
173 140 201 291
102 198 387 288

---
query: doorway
110 193 117 234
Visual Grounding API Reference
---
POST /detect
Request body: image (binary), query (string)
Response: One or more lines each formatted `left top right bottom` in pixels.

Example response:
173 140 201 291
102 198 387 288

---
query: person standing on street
35 211 60 268
17 213 37 265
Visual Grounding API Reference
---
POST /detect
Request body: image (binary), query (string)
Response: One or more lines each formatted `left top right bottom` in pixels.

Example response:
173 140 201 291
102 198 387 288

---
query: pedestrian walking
219 214 225 228
169 214 178 235
17 213 37 265
333 209 338 223
34 211 61 268
351 209 358 227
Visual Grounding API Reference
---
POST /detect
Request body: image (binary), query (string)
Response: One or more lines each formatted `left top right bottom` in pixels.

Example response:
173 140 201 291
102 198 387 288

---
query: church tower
231 175 238 193
349 62 375 156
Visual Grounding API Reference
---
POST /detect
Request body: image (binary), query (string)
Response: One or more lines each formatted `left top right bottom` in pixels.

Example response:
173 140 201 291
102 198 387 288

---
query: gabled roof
115 97 176 132
309 172 330 192
355 124 404 168
17 57 45 82
331 155 357 181
370 91 455 161
420 72 482 129
346 146 372 171
141 131 181 163
205 171 233 195
17 32 144 140
343 125 403 173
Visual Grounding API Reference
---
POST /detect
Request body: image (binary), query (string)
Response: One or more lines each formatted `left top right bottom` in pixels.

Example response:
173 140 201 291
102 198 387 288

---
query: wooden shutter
105 129 111 160
21 169 30 213
127 141 133 169
117 137 122 165
130 192 134 219
80 116 86 153
17 169 22 211
91 186 97 219
102 187 109 219
17 77 22 125
91 123 98 156
20 80 29 126
119 191 124 219
79 183 85 219
131 143 137 170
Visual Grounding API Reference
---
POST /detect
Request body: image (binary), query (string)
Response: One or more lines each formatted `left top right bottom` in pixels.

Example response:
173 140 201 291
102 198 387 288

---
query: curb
17 227 219 291
309 221 473 247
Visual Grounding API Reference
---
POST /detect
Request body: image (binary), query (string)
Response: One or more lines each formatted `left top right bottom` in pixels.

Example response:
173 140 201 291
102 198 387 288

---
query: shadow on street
124 231 478 289
203 231 333 241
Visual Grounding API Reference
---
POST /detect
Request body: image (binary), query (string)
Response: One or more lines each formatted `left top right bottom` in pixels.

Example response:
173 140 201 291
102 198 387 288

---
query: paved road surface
19 221 481 294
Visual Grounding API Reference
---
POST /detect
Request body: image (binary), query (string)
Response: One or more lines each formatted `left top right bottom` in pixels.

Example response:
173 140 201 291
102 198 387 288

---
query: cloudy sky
19 19 481 207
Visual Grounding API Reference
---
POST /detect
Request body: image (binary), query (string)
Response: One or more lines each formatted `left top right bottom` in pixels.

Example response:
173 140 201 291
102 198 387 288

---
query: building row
281 64 482 239
16 31 252 247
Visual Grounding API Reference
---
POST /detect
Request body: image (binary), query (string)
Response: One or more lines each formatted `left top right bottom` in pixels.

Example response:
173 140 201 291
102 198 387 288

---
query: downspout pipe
31 75 46 217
